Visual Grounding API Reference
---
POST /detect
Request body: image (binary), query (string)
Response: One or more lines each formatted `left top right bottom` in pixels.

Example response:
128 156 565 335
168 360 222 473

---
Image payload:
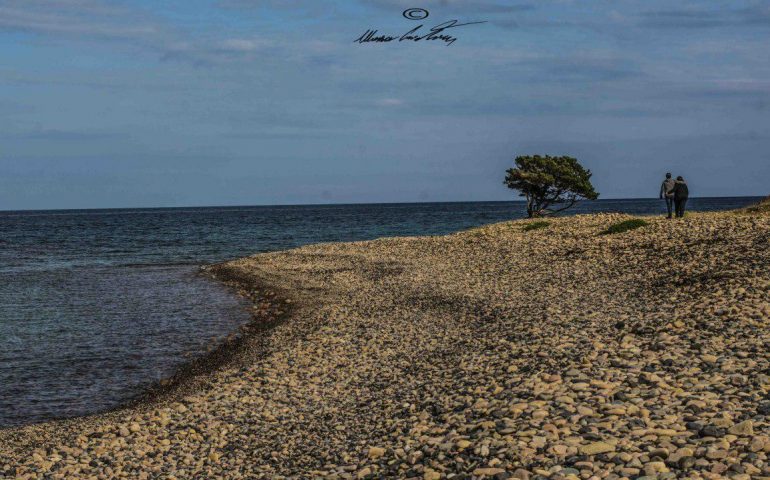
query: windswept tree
504 155 599 218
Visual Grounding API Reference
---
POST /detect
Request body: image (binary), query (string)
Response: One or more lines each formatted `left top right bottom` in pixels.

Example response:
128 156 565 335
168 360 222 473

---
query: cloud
19 128 121 141
360 0 534 15
0 98 33 115
638 5 770 29
502 53 642 83
649 80 770 111
216 38 274 53
0 0 347 70
215 0 334 17
375 98 404 107
0 0 164 43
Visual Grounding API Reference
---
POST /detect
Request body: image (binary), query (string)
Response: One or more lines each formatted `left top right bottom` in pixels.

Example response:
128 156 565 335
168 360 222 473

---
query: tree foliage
504 155 599 218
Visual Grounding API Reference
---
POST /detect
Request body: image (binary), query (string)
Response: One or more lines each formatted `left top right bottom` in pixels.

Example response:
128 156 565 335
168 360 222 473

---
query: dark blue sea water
0 197 761 427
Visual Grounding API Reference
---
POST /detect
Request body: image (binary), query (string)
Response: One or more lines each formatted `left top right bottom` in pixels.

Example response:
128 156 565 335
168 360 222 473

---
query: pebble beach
2 204 770 479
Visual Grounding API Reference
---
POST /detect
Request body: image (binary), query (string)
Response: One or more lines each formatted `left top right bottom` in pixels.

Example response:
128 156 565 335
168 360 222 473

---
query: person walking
659 172 676 218
673 176 689 218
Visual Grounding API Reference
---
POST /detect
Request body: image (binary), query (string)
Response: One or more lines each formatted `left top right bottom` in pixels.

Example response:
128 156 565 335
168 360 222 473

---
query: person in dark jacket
659 172 676 218
673 176 689 218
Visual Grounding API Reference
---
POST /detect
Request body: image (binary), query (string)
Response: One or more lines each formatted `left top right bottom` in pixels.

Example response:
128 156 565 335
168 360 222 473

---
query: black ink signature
355 19 486 46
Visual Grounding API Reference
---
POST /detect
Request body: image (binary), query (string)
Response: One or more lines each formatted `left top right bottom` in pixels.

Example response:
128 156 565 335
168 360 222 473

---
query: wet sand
2 205 770 479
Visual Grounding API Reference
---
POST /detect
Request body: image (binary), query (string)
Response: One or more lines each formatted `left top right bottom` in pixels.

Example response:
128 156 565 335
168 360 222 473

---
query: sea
0 197 761 427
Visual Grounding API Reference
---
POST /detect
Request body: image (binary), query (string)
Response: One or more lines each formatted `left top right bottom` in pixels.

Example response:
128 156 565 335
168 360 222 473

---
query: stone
551 445 568 455
423 468 441 480
700 425 726 438
357 467 372 479
579 442 615 455
649 448 668 460
576 406 594 416
701 355 718 364
644 461 669 475
456 440 472 450
706 449 728 460
367 447 385 460
729 420 753 436
473 468 506 476
750 436 767 452
512 468 530 480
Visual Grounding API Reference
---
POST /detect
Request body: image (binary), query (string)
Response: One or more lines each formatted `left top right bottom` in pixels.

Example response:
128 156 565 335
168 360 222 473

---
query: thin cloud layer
0 0 163 42
639 5 770 29
0 0 768 209
360 0 535 14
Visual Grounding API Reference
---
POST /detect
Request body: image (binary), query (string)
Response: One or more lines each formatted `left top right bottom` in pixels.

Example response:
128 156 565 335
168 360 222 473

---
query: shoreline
0 264 294 458
127 264 294 408
2 206 769 479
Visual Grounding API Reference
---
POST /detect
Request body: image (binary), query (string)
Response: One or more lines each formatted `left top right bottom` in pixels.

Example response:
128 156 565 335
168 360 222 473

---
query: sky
0 0 769 210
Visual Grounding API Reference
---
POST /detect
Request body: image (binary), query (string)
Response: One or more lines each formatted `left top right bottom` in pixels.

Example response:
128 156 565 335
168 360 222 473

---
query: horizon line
0 195 765 214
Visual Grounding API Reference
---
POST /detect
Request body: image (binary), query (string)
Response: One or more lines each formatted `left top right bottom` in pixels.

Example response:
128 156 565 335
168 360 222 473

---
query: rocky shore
2 206 770 479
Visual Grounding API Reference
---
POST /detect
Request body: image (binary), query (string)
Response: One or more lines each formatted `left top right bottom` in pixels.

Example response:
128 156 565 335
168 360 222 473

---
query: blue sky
1 0 768 209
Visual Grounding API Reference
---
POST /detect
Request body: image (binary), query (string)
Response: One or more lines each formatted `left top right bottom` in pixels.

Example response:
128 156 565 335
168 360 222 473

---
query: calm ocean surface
0 197 761 427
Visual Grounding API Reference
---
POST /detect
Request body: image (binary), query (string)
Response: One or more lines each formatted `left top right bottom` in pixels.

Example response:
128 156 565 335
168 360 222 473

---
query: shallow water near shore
0 197 761 427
